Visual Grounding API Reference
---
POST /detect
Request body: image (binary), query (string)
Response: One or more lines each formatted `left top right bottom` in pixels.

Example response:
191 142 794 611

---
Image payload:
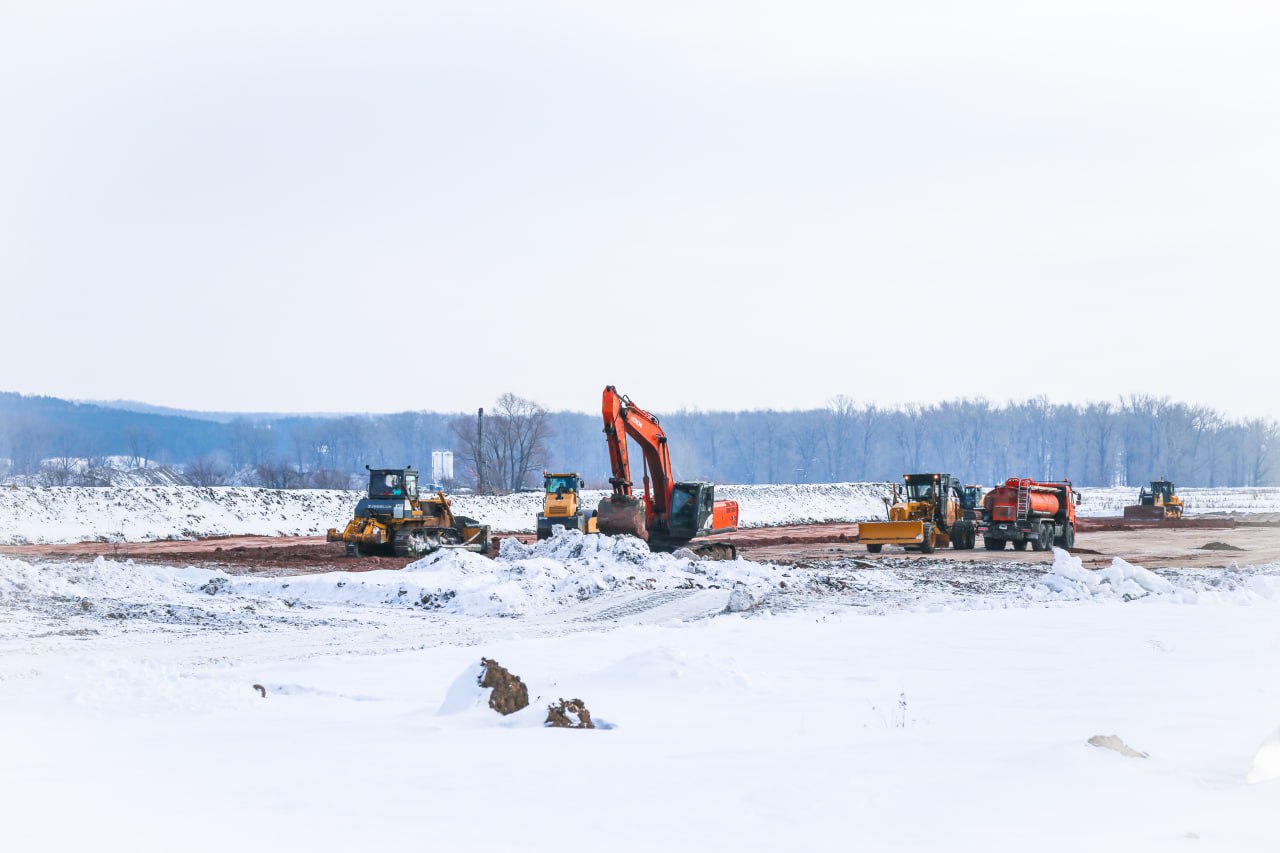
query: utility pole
476 407 485 495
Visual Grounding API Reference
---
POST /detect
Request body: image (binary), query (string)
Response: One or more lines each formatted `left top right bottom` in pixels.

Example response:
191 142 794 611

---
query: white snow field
3 541 1280 852
4 482 1280 545
0 482 893 544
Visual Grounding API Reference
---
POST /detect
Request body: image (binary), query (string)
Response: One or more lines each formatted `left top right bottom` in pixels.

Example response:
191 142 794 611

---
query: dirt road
2 517 1276 573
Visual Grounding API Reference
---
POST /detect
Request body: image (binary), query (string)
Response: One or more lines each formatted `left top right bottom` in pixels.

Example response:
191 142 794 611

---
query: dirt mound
545 698 594 729
1198 541 1244 551
480 658 529 716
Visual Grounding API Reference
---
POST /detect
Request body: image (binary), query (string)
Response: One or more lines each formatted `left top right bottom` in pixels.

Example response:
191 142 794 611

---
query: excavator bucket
597 495 648 540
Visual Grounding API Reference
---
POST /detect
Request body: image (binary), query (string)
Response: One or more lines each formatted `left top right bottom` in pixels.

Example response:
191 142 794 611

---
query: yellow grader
328 466 490 557
860 473 977 554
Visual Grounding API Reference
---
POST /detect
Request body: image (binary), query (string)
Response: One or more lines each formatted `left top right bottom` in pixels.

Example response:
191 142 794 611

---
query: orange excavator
596 385 740 559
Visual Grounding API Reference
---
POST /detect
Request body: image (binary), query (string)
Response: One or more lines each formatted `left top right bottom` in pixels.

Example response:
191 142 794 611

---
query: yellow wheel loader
536 472 599 539
1123 480 1185 520
860 473 977 554
328 466 491 557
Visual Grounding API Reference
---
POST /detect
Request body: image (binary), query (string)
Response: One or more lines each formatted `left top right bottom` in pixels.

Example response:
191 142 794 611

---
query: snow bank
0 486 360 545
0 530 783 618
1076 486 1280 517
0 482 893 544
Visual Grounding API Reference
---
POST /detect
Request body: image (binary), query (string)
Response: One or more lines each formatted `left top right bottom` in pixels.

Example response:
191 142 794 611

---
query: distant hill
84 399 358 424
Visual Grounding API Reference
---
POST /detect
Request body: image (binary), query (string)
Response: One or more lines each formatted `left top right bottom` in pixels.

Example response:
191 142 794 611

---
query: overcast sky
2 1 1276 417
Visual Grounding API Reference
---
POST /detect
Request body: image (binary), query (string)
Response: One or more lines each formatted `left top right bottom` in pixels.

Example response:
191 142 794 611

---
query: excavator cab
960 485 984 521
667 482 715 540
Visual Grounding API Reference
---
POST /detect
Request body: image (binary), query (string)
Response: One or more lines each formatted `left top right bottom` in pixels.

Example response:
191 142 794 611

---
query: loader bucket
597 495 648 540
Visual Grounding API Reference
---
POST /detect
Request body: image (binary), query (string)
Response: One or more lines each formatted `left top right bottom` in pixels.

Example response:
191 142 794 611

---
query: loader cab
367 467 418 501
544 473 583 495
668 481 715 539
542 472 585 519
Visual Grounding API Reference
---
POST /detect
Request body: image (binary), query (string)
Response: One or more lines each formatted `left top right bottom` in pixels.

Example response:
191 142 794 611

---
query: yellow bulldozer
860 473 977 554
536 471 599 539
328 466 491 557
1123 480 1184 520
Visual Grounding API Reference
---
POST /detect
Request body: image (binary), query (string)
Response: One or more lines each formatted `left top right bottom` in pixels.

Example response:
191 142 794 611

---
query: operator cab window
546 476 576 494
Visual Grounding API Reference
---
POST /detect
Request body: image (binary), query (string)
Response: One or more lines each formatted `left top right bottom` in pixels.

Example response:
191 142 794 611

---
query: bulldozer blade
1123 505 1167 521
597 495 648 540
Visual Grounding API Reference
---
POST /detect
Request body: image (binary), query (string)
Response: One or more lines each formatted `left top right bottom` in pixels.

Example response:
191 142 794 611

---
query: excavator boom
597 385 739 555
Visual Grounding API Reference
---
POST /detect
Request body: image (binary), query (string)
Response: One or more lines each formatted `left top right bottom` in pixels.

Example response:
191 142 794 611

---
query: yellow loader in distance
536 472 599 539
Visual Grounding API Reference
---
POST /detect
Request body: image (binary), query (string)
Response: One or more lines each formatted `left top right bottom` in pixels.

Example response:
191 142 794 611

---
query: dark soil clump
480 658 530 715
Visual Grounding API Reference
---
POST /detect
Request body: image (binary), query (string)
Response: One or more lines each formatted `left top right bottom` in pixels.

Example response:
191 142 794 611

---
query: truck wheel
919 524 936 554
866 543 883 554
984 536 1004 551
1030 524 1049 551
1012 538 1028 551
1063 524 1075 549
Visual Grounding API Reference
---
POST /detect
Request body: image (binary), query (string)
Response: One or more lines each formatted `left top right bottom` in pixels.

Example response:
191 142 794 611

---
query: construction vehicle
1123 480 1184 520
536 471 599 539
860 473 977 554
328 466 491 557
960 485 985 521
596 386 739 559
980 478 1079 551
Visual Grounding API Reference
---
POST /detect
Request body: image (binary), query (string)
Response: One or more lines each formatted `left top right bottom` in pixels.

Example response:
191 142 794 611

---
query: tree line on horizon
0 391 1277 491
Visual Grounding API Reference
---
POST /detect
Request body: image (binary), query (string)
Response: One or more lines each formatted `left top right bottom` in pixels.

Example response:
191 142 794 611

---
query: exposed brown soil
545 698 594 729
480 658 530 716
5 514 1279 574
1198 541 1245 551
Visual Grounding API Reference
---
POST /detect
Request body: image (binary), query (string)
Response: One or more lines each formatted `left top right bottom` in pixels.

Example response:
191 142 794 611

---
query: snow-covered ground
1077 486 1280 517
0 482 893 545
8 481 1280 546
2 537 1279 852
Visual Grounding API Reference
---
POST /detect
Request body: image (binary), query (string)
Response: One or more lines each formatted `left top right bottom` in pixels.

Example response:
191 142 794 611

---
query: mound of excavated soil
1199 541 1245 551
480 658 529 716
545 698 594 729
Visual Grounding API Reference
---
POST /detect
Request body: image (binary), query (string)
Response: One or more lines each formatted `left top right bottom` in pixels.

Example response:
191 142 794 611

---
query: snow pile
1247 731 1280 784
0 554 204 604
213 527 778 614
1024 548 1280 605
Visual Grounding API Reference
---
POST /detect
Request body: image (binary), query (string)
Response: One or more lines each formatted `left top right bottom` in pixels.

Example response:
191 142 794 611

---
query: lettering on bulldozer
327 466 490 558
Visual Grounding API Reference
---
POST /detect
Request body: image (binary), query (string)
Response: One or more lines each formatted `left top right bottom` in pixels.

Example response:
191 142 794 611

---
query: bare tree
451 394 550 492
186 454 232 487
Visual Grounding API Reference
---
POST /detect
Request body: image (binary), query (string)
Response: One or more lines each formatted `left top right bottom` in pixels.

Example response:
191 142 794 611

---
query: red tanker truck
980 478 1081 551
